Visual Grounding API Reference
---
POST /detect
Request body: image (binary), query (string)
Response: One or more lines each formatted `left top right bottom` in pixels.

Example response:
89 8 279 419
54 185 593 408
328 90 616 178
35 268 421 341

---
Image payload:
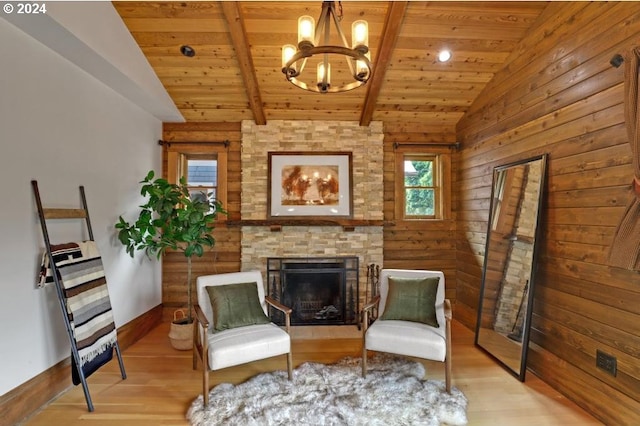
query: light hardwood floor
21 321 602 425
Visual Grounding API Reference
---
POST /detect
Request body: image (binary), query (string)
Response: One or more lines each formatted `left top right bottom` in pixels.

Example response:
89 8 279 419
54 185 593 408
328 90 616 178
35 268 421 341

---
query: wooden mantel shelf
226 219 392 232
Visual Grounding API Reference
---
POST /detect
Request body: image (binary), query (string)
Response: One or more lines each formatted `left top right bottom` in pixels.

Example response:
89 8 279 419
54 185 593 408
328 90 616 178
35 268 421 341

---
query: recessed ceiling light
180 45 196 57
438 50 451 62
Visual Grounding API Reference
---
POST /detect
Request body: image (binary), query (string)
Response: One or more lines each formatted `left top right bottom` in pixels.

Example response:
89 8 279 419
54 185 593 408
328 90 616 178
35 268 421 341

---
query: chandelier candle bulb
282 44 297 74
317 62 331 91
352 20 369 51
356 52 371 80
298 16 315 48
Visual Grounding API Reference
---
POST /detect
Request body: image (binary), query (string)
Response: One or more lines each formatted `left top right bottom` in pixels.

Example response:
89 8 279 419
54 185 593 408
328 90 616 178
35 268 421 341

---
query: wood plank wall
383 123 459 302
455 2 640 424
161 123 242 320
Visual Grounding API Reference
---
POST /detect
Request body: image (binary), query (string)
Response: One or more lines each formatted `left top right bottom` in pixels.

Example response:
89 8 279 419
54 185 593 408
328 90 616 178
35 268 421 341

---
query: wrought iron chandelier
281 1 371 93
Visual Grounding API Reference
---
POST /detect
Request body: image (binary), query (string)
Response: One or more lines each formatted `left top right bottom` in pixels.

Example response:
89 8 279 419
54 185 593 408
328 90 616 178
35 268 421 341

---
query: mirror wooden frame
475 154 547 381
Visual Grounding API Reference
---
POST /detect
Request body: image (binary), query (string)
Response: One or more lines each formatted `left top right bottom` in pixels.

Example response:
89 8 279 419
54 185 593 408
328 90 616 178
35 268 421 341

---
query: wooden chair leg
445 317 452 393
203 369 209 406
192 350 198 370
362 347 368 377
445 355 452 393
192 322 198 370
201 345 210 406
287 351 293 380
361 309 370 377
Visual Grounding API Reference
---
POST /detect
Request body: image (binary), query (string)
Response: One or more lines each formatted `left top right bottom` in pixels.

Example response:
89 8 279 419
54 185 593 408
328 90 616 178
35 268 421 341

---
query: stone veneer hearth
240 120 384 323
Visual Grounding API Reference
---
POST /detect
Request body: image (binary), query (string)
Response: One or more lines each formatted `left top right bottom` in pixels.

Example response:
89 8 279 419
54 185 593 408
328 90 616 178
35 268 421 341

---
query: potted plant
115 170 226 349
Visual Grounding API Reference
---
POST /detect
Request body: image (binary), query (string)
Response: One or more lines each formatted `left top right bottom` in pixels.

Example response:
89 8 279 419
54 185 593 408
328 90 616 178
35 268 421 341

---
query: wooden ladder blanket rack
31 180 126 412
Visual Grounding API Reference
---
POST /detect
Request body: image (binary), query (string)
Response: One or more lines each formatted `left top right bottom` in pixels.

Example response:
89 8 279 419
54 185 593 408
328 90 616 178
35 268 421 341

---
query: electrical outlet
596 350 617 377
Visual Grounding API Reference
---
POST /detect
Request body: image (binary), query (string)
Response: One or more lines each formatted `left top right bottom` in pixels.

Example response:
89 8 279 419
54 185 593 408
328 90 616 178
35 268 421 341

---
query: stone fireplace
266 257 359 326
240 120 384 328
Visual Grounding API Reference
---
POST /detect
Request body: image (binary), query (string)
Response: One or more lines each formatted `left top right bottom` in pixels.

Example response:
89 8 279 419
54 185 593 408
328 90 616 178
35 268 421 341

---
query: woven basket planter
169 309 193 350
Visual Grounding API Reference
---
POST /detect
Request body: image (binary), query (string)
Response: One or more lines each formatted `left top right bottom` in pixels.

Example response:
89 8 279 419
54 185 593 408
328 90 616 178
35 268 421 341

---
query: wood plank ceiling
113 1 548 137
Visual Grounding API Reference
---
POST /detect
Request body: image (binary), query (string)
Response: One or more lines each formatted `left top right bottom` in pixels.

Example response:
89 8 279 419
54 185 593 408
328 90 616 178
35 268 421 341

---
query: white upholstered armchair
361 269 452 392
193 271 293 406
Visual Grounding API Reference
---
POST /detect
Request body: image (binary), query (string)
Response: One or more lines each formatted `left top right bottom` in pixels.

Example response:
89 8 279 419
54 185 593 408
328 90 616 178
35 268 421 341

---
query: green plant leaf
115 170 228 316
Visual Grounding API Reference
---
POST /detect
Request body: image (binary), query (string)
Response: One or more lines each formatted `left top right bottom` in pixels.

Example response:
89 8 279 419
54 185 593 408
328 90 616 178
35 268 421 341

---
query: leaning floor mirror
475 154 547 381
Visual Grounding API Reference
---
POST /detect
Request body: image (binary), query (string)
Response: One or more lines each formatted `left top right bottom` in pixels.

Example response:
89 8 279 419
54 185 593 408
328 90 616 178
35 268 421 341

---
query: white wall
0 18 162 395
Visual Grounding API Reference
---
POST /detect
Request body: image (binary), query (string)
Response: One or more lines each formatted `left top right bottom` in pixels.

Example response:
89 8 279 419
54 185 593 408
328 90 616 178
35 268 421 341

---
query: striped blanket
39 241 117 383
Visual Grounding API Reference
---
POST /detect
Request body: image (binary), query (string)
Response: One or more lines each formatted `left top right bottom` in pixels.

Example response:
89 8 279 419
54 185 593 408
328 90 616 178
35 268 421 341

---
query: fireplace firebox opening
267 257 359 327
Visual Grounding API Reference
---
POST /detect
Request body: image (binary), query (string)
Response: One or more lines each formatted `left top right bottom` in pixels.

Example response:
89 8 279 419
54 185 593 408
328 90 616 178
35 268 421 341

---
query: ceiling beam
221 2 266 125
360 1 408 127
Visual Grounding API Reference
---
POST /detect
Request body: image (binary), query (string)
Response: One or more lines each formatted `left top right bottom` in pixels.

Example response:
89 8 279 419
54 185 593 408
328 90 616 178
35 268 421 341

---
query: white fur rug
187 355 468 426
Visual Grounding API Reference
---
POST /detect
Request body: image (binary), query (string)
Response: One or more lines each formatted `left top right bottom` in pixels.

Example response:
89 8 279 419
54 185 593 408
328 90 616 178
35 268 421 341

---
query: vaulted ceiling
113 1 549 136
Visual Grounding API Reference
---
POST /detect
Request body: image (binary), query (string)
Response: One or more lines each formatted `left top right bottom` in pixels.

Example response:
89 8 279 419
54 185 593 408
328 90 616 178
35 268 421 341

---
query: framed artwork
268 152 353 219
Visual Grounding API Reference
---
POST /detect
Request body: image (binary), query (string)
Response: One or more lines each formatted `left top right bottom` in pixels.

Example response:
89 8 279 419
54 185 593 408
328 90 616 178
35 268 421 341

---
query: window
404 155 438 217
181 155 218 205
395 148 451 220
166 143 228 219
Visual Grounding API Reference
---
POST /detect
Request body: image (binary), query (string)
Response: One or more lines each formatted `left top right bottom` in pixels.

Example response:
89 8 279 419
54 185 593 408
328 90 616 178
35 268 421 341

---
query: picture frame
268 152 353 219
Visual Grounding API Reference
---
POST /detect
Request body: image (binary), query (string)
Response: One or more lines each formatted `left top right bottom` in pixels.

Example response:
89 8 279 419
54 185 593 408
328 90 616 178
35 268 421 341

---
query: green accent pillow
380 276 440 327
206 282 271 332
